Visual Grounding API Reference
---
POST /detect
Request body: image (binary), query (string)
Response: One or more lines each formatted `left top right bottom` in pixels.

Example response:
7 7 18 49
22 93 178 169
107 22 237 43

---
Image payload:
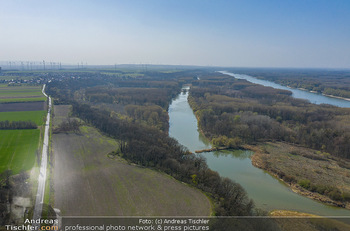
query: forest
84 86 176 132
189 73 350 159
188 73 350 202
48 70 187 132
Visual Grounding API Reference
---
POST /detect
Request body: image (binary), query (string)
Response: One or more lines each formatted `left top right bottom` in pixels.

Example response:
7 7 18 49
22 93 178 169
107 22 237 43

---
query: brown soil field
0 101 45 112
52 105 211 216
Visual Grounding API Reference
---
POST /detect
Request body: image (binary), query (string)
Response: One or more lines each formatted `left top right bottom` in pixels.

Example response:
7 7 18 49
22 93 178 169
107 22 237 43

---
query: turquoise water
168 88 350 216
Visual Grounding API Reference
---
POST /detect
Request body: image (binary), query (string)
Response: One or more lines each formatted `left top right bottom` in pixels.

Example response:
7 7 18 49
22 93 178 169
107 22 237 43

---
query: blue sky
1 0 350 68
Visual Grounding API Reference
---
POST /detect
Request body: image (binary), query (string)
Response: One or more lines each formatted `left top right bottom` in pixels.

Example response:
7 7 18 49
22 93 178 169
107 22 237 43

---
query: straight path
33 84 51 223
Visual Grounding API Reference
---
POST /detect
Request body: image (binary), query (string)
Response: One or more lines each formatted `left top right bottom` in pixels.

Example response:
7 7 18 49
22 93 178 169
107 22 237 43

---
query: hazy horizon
3 62 350 71
1 0 350 69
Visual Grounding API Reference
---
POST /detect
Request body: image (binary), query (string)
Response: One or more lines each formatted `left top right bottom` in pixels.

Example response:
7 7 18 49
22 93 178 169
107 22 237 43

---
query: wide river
219 71 350 108
168 72 350 216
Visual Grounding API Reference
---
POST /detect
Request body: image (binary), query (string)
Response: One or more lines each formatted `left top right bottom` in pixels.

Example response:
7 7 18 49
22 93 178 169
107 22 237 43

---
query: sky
1 0 350 68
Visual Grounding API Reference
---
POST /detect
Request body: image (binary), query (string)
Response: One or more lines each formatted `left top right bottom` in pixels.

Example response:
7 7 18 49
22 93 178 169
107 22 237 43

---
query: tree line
0 120 37 129
52 118 81 133
85 85 179 109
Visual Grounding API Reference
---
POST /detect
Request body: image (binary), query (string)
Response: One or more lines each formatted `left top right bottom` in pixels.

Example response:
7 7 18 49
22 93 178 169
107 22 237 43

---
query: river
168 85 350 216
219 71 350 108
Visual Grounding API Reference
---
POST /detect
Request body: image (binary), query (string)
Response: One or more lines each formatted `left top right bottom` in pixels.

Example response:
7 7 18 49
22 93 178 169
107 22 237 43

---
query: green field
0 97 46 103
0 111 46 125
0 129 40 174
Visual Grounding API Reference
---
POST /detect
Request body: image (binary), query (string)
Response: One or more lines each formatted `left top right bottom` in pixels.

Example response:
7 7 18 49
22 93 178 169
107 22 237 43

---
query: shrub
314 184 327 194
342 192 350 202
328 189 343 201
298 179 311 189
283 175 296 183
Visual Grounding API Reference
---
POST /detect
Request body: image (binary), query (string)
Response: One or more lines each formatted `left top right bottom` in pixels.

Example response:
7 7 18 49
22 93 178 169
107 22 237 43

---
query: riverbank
285 85 350 102
194 136 350 210
322 93 350 102
220 71 350 108
189 91 350 210
294 86 350 102
247 142 350 210
171 84 350 215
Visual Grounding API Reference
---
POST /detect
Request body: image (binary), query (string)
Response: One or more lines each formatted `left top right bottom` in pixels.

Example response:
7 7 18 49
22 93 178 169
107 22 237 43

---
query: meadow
0 129 40 174
251 142 350 207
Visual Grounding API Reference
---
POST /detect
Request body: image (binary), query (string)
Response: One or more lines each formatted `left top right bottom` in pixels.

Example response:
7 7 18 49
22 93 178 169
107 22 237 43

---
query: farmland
0 101 45 112
0 84 46 175
52 105 211 216
0 129 40 174
0 85 46 103
0 111 46 125
0 97 46 103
